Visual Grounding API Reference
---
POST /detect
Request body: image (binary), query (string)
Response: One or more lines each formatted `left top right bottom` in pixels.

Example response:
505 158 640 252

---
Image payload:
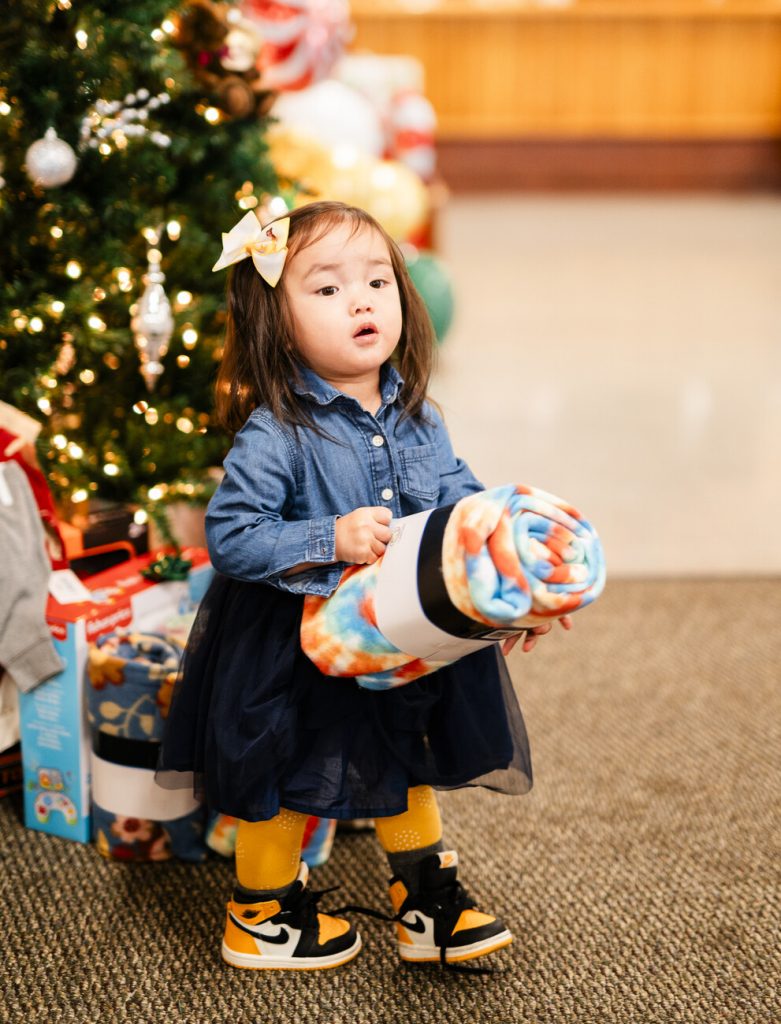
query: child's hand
335 506 394 565
501 615 573 656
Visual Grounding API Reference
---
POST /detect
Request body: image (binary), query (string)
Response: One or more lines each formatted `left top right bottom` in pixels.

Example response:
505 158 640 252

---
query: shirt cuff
6 636 65 693
305 515 338 563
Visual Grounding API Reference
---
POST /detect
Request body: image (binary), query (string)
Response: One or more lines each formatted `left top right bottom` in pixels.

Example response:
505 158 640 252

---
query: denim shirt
205 363 484 596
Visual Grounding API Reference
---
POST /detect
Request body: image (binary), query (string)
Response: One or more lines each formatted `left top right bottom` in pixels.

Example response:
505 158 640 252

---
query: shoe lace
278 884 339 932
335 879 498 976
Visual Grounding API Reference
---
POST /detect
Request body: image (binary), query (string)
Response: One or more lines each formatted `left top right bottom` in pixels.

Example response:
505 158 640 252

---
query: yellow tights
235 786 443 892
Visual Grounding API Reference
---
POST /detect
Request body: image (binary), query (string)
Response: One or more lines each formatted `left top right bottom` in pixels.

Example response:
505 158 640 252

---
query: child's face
283 221 403 387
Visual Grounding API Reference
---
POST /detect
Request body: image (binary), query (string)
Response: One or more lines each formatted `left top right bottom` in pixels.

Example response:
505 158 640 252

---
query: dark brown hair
214 200 436 433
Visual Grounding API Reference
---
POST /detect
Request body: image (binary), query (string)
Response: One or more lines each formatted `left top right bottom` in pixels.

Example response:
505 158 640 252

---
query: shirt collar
292 363 404 407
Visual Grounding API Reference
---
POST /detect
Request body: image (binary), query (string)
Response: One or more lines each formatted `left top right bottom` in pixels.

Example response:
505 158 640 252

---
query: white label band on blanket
90 752 200 821
374 508 498 662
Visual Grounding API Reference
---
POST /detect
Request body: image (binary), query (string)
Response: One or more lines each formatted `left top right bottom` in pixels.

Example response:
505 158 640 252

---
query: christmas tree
0 0 277 530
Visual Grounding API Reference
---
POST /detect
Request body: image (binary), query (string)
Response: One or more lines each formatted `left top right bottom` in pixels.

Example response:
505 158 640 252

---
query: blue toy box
18 549 212 843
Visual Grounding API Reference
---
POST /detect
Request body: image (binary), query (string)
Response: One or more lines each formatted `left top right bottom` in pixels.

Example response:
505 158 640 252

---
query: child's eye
317 285 338 296
369 279 388 289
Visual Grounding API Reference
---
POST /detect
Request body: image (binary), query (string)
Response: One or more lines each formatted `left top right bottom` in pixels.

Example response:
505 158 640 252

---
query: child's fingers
559 615 574 630
522 633 538 653
371 506 393 525
374 524 394 544
501 634 521 656
370 537 387 559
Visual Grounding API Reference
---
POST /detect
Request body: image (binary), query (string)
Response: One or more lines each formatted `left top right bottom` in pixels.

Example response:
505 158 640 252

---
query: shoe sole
399 930 513 963
221 934 362 971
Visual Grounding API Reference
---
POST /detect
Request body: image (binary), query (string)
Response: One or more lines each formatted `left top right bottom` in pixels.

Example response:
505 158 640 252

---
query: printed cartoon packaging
18 550 212 843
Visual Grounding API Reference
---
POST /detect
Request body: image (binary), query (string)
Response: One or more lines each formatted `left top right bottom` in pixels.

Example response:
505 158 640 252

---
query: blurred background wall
351 0 781 190
347 0 781 576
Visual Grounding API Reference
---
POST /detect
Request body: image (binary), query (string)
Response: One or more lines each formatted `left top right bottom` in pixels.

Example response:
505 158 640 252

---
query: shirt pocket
399 444 439 503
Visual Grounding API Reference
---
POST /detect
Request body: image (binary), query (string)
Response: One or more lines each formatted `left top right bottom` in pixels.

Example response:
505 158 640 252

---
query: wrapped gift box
18 549 212 843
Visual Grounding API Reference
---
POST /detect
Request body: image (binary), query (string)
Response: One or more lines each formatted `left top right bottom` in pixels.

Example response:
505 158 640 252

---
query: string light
50 226 63 239
166 220 181 241
50 301 65 315
176 291 192 306
76 30 88 49
133 401 149 414
66 260 81 279
87 315 106 331
161 19 176 33
93 287 106 301
71 488 88 503
176 417 194 434
144 408 159 425
67 442 83 458
177 355 190 368
37 398 52 415
103 463 119 476
182 328 198 347
79 369 95 384
148 485 165 501
40 376 57 389
53 435 67 450
115 267 133 292
0 103 11 116
14 315 28 329
29 317 44 332
134 509 148 525
204 107 221 124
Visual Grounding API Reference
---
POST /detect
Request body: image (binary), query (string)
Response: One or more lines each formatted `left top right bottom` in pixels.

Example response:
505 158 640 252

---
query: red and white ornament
388 90 437 183
241 0 352 92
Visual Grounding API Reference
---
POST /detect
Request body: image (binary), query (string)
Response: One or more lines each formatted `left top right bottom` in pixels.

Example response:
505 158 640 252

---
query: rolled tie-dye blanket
301 483 606 691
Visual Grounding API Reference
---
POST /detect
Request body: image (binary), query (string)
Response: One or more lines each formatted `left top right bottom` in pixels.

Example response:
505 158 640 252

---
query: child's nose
351 294 374 315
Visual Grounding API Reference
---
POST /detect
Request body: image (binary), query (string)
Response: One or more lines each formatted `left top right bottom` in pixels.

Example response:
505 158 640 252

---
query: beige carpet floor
1 579 779 1023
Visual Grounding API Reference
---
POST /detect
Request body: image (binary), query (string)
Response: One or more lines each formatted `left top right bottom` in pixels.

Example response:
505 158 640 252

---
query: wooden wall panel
349 3 781 138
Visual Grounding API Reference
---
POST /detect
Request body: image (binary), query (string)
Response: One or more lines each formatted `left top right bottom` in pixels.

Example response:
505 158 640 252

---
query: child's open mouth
353 323 377 338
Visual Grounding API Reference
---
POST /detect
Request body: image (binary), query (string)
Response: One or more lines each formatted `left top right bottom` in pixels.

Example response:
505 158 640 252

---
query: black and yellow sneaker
389 851 512 965
222 862 361 970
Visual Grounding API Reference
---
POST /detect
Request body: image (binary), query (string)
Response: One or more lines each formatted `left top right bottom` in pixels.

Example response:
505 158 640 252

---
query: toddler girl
160 200 566 971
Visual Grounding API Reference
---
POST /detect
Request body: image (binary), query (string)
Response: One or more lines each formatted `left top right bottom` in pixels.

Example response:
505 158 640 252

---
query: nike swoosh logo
402 914 427 934
230 914 291 945
257 927 290 945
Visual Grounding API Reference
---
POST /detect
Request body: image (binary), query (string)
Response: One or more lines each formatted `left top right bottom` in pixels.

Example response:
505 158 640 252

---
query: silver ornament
25 128 78 188
131 249 174 391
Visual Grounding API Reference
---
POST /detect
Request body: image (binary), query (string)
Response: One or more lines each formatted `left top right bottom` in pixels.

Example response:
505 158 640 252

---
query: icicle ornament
131 243 174 391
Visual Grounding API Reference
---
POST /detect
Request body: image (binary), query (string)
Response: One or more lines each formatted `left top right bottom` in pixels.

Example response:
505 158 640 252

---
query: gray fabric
0 578 778 1023
0 462 63 693
233 880 295 903
386 840 445 890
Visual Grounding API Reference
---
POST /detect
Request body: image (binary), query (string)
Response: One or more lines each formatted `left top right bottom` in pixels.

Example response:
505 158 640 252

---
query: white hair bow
212 211 290 287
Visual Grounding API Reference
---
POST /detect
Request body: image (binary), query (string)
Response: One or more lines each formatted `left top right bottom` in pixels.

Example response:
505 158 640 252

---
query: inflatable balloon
267 128 428 242
271 79 384 157
405 251 454 343
362 159 429 242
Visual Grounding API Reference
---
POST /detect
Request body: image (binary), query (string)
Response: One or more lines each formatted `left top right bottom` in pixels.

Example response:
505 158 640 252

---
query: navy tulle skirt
158 574 533 822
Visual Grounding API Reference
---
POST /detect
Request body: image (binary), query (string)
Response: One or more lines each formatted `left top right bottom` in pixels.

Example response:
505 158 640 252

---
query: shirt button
371 435 385 447
381 487 394 501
